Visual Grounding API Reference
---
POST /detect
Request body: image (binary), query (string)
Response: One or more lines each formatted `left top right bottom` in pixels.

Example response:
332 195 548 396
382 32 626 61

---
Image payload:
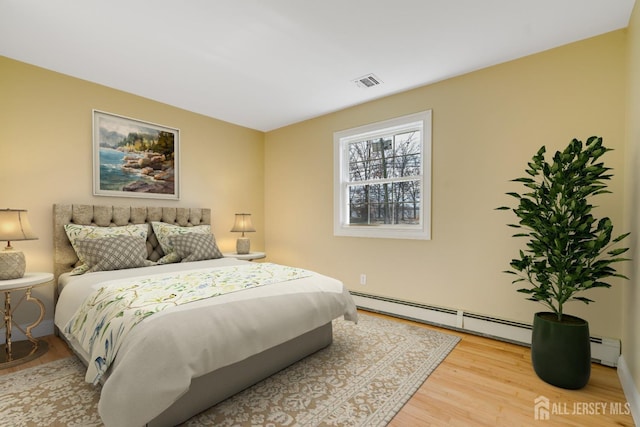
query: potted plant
497 136 629 389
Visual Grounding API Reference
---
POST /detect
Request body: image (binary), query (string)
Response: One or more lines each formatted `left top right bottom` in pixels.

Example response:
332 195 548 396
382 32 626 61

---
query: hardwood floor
1 310 634 426
367 311 635 427
1 334 73 375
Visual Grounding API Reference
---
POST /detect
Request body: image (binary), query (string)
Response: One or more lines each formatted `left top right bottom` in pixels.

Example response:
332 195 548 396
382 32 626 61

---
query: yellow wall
0 56 265 324
624 1 640 396
265 30 628 339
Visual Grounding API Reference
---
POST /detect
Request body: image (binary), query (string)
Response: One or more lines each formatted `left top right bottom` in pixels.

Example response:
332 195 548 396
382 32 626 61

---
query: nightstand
223 252 266 261
0 272 53 368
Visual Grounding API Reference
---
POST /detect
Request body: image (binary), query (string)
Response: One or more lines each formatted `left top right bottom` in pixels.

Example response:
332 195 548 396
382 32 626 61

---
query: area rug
0 313 459 427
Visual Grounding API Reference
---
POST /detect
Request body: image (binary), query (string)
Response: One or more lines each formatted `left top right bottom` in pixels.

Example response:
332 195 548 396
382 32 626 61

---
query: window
333 110 431 240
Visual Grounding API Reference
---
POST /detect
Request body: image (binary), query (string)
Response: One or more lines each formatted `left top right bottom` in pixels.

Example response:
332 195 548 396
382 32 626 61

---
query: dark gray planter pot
531 312 591 389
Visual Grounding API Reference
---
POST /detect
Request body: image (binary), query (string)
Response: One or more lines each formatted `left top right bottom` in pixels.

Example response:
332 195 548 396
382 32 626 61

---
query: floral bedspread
64 263 312 384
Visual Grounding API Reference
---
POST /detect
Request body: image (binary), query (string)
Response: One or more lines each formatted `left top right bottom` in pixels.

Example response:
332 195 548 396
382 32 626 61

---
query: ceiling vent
353 74 382 88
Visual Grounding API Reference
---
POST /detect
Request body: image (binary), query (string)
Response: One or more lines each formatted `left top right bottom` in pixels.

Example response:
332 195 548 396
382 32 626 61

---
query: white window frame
333 110 432 240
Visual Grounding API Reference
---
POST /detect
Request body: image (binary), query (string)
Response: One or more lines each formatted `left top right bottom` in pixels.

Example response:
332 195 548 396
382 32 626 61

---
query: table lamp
230 213 255 255
0 209 38 280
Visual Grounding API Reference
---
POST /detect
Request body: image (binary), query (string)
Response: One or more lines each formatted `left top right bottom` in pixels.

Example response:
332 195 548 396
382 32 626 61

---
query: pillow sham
64 223 150 274
170 233 223 263
74 236 155 273
151 222 212 264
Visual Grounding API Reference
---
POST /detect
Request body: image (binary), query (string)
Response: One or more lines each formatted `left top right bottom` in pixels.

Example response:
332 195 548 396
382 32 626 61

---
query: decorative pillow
151 222 212 264
64 223 150 274
74 236 155 273
170 233 223 263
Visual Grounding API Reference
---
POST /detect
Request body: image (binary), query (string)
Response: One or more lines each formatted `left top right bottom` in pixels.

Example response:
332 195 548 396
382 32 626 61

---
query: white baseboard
617 355 640 425
351 291 621 367
0 319 55 344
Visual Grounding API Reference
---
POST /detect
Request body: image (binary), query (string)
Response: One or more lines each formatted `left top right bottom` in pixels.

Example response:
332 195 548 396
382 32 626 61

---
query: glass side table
0 272 53 368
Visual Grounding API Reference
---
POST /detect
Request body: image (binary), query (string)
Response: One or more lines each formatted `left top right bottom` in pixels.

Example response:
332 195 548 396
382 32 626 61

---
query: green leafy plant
497 136 630 321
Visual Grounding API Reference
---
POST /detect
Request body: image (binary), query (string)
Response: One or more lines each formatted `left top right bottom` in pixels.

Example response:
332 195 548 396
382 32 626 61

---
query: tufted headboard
53 204 211 282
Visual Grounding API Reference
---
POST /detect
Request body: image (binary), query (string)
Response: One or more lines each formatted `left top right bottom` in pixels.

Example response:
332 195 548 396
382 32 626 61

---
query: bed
52 204 358 427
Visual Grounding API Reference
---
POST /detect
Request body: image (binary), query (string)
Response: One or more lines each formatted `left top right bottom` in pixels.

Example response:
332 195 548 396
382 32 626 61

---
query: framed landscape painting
93 110 180 200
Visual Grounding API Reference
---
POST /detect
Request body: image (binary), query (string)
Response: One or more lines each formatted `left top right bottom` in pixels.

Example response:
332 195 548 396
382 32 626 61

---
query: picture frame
92 110 180 200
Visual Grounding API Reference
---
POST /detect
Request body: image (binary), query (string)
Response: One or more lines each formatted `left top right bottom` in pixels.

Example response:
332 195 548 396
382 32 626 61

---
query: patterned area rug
0 313 459 427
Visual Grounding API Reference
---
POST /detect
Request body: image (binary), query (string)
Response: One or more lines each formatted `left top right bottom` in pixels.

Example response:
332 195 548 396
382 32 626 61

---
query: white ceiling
0 0 635 131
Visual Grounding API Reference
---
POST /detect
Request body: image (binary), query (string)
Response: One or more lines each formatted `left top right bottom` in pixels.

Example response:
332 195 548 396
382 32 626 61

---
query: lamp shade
0 209 38 245
230 213 255 255
230 213 256 236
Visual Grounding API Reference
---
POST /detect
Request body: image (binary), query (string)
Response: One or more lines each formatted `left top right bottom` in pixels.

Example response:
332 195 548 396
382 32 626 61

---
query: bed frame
52 204 333 427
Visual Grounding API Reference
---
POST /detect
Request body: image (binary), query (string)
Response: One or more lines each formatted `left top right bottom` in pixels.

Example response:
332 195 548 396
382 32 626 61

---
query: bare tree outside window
334 110 431 240
347 131 421 225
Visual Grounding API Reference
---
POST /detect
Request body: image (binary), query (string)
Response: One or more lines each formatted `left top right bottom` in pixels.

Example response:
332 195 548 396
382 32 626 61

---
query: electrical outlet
360 274 367 285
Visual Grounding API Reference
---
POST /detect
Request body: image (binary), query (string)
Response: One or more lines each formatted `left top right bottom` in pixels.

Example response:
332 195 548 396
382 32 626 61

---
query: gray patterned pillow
75 236 155 273
169 233 223 263
64 223 150 274
151 222 212 264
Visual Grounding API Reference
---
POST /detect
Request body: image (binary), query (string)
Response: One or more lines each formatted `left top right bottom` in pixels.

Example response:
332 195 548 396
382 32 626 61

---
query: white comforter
54 258 358 427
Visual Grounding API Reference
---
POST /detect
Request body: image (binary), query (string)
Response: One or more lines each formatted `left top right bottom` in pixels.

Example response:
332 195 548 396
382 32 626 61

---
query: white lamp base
236 237 251 255
0 250 26 280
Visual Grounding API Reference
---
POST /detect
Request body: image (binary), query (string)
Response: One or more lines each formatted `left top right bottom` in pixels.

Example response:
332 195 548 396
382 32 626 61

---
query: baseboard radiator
351 291 621 367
